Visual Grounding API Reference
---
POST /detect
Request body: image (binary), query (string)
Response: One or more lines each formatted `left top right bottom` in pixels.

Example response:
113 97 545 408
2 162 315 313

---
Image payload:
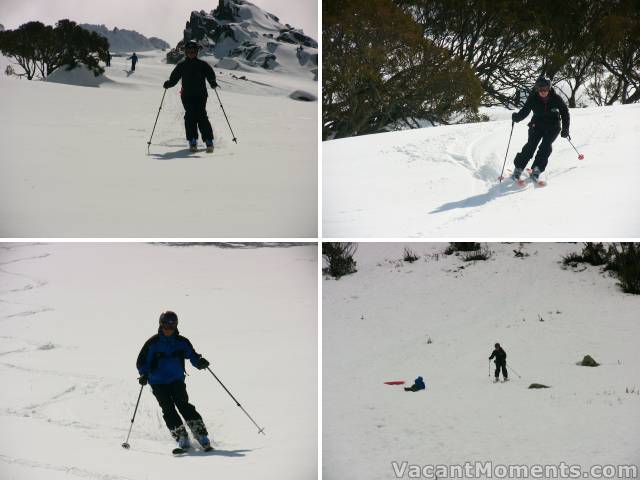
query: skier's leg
181 96 199 142
494 363 499 379
151 383 188 440
514 127 544 170
532 127 560 172
171 381 209 437
501 364 508 379
195 97 214 143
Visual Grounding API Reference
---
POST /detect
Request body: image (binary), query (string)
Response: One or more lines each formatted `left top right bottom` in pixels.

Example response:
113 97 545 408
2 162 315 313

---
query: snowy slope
0 243 317 479
323 105 640 238
323 243 640 479
0 49 317 237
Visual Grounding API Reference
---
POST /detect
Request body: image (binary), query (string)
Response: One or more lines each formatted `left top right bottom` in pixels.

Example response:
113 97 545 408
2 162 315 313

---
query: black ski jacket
165 57 217 98
489 347 507 365
513 88 569 131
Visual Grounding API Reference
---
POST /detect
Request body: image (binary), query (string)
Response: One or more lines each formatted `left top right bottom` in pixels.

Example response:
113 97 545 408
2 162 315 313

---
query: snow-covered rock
167 0 317 79
45 64 112 88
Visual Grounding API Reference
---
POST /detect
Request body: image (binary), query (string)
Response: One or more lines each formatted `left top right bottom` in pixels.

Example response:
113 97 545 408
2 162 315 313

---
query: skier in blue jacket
136 310 212 450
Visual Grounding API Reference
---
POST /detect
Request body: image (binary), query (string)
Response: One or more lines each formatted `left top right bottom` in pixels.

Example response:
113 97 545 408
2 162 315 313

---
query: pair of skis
172 445 214 455
499 168 547 187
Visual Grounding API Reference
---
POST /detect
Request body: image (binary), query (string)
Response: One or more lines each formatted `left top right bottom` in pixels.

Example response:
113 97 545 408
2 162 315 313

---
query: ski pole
499 121 515 182
506 363 522 379
213 88 238 144
146 89 167 155
122 383 145 449
566 136 584 160
207 367 265 435
488 360 491 377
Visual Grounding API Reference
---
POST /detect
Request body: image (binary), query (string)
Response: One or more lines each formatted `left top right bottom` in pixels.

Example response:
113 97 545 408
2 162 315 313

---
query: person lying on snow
404 376 426 392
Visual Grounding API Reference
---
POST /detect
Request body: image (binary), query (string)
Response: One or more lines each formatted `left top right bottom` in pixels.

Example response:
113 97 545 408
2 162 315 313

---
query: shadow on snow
429 182 524 214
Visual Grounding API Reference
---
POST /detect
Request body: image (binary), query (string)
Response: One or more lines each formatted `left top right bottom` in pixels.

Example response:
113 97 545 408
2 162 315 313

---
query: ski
172 447 189 455
203 445 214 452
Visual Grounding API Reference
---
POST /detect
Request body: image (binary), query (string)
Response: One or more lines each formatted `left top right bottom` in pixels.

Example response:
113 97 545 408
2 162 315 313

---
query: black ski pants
514 124 560 173
151 381 208 440
181 95 214 143
495 362 508 379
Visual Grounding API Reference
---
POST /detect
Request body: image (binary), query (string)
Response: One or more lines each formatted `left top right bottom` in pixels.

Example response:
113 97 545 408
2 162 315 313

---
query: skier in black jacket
163 40 219 153
136 311 213 451
489 343 508 382
510 76 570 183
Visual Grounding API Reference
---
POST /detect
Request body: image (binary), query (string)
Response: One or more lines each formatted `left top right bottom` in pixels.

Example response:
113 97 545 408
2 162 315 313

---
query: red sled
384 381 405 385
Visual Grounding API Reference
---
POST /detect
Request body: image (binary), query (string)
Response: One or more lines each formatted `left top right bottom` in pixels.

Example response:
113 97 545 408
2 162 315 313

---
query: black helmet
184 40 199 51
159 310 178 326
535 76 551 89
495 342 500 348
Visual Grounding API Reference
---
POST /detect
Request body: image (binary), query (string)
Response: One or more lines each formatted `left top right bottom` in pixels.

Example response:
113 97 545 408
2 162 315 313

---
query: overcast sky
0 0 317 44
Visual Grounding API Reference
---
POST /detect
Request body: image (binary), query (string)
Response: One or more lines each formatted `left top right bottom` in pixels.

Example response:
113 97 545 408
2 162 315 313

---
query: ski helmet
535 76 551 89
159 310 178 326
185 40 199 51
495 342 500 348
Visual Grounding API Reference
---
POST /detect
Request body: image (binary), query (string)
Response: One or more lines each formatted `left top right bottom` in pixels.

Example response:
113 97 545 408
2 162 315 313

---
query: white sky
0 0 318 45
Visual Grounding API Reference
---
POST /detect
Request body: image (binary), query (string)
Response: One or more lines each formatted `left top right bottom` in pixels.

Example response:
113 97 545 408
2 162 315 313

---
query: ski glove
210 81 219 89
511 112 518 123
163 81 170 89
561 129 570 138
196 357 210 370
138 375 148 386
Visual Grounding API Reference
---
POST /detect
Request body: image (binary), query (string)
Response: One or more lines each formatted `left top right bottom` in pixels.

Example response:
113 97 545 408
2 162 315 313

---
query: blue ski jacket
414 376 426 390
136 328 202 385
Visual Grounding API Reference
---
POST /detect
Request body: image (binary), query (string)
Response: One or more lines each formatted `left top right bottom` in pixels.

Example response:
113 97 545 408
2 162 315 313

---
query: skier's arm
180 336 206 368
489 351 495 360
164 63 183 89
512 95 533 123
204 62 218 89
136 339 155 376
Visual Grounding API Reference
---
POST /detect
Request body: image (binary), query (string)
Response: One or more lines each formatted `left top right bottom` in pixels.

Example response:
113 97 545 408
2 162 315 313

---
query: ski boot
503 377 509 383
178 434 191 450
493 377 499 383
530 166 541 183
198 435 214 452
511 167 523 182
189 139 198 153
205 140 214 153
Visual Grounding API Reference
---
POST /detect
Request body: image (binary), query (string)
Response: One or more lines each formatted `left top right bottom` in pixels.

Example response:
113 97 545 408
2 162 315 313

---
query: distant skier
127 52 138 71
489 343 508 382
163 40 219 153
136 311 213 452
510 76 570 183
106 51 111 67
404 376 426 392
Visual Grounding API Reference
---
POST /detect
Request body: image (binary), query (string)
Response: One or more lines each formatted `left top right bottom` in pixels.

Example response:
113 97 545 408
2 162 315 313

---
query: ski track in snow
0 249 54 321
0 454 137 480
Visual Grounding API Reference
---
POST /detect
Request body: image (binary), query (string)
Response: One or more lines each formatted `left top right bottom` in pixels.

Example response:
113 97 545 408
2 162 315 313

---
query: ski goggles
160 320 177 328
536 86 550 92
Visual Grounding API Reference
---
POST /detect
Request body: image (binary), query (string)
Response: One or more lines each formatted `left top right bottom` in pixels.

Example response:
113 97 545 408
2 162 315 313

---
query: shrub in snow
528 383 550 389
323 243 357 279
444 242 481 255
577 355 599 367
562 243 609 267
606 243 640 295
462 247 492 262
403 247 420 263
